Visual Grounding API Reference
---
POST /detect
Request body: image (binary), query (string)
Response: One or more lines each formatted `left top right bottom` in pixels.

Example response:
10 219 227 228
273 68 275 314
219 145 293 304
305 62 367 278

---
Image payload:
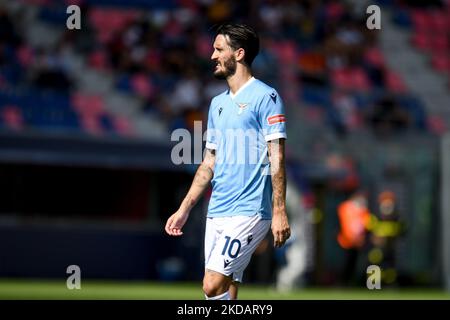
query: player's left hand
165 210 189 236
271 208 291 248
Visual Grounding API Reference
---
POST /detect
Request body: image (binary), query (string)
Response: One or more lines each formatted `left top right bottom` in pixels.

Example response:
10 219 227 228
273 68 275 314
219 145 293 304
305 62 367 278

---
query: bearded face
213 55 237 79
211 34 238 80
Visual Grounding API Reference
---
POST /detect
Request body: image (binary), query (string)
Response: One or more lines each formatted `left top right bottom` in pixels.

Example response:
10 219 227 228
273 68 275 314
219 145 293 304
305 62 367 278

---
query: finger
172 228 183 236
272 231 278 247
274 232 282 247
279 233 284 245
167 218 180 236
167 220 179 236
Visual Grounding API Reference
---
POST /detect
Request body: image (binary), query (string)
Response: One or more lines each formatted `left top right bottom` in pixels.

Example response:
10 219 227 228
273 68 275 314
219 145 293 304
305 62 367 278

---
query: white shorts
204 214 271 283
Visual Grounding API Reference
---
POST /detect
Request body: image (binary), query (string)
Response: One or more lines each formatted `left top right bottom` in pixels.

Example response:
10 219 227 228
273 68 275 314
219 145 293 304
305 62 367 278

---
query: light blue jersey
206 77 287 220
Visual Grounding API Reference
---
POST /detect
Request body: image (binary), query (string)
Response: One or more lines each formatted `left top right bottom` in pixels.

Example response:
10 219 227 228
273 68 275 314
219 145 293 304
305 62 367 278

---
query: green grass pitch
0 279 449 300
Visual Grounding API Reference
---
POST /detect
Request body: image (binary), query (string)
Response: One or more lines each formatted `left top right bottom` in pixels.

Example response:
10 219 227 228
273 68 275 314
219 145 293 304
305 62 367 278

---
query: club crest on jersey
218 106 223 116
237 103 249 115
267 114 286 125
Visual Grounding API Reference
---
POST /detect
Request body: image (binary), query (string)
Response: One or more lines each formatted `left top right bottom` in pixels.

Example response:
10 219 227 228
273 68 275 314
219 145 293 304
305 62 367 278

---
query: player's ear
235 48 245 63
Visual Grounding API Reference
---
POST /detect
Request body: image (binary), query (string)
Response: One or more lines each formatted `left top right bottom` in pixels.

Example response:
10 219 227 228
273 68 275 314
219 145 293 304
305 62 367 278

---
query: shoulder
252 79 281 108
211 90 228 103
209 90 228 110
208 91 227 114
252 79 279 101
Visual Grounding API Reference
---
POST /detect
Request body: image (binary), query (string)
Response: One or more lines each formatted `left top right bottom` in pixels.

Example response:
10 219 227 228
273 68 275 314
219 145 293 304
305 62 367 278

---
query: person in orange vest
337 190 371 285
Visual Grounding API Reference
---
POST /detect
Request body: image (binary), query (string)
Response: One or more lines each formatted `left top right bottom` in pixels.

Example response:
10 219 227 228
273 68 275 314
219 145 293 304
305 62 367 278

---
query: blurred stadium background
0 0 449 299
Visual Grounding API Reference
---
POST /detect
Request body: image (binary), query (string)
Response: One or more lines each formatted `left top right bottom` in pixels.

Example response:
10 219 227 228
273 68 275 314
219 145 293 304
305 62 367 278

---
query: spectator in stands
32 44 73 92
0 7 21 48
367 96 412 136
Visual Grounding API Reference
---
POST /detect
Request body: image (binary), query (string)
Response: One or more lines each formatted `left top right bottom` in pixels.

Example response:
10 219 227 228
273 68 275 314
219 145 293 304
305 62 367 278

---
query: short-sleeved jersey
205 77 287 220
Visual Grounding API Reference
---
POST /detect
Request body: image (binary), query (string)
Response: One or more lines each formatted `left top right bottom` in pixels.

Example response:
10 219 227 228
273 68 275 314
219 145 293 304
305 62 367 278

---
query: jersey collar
229 77 256 99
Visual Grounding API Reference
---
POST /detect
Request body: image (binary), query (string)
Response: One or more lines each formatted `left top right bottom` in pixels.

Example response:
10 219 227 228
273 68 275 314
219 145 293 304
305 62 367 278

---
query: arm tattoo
269 140 286 209
182 149 215 210
193 162 214 189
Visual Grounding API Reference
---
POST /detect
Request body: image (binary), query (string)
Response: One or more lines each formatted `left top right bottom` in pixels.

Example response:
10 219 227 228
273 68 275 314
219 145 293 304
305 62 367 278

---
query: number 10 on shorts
221 236 241 258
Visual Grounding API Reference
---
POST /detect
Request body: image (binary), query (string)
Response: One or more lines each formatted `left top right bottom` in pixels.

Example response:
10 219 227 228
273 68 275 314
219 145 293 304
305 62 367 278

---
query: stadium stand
2 0 447 140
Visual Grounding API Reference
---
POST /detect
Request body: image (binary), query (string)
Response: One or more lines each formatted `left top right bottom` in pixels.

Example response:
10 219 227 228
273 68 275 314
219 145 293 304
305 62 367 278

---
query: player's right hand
165 210 189 236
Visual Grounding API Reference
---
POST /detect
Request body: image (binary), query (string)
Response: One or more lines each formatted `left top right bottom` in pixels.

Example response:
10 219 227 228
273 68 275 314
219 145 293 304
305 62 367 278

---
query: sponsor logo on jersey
269 92 277 103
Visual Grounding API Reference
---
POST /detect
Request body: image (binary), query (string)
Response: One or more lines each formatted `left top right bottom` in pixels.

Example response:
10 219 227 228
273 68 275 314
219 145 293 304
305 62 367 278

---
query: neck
227 65 253 95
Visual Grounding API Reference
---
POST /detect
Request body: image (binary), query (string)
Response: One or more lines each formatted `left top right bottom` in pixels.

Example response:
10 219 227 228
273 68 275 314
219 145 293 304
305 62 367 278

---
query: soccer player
165 23 290 300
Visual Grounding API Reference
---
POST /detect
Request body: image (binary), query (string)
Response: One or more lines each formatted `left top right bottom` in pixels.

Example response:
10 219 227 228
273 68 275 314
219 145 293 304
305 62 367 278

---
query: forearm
179 162 214 213
269 139 286 212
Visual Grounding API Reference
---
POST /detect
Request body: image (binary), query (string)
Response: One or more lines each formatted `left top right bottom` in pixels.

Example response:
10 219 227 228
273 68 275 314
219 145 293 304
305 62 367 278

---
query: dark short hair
215 23 260 67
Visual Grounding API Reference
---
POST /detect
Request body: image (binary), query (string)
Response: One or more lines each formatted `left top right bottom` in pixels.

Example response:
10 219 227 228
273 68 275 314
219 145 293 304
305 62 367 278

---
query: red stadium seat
332 68 371 92
79 113 103 135
1 105 24 130
332 69 352 90
385 71 408 93
364 47 385 67
325 2 345 21
71 93 105 116
131 74 155 99
352 69 371 91
430 34 449 52
411 10 432 32
429 11 449 30
272 41 298 64
427 115 447 135
412 32 431 51
17 45 34 67
196 35 214 59
112 115 135 137
431 53 450 73
88 50 109 71
89 8 141 44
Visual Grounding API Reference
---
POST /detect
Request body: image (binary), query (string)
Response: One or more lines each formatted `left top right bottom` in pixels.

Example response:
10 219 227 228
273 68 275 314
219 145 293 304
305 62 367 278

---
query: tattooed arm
165 148 216 236
267 138 291 247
